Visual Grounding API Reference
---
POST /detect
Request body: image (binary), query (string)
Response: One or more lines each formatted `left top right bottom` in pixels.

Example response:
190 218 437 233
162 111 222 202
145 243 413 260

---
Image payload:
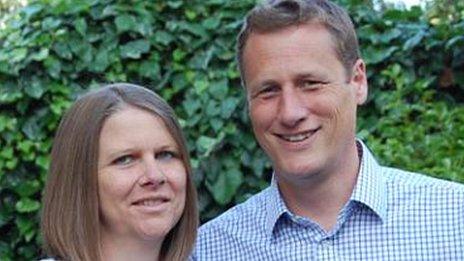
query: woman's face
97 106 186 244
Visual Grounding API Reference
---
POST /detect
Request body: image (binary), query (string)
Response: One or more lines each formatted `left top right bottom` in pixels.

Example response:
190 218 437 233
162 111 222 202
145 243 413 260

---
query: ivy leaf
24 80 45 99
363 46 397 65
69 40 92 63
177 21 208 38
196 135 219 157
182 98 201 116
136 14 153 36
221 97 239 118
53 42 73 59
74 18 87 36
10 48 28 63
90 49 110 72
139 59 160 80
167 1 183 9
13 180 41 198
20 4 43 20
15 198 40 213
120 40 150 59
17 140 33 153
21 116 42 140
194 80 208 95
206 168 243 205
43 56 62 78
403 30 425 51
42 17 61 30
115 15 137 33
30 48 49 61
0 204 12 227
0 115 16 132
0 117 7 132
0 147 13 159
15 215 36 242
5 158 18 170
153 31 174 46
172 48 186 61
206 100 220 117
379 29 402 43
202 16 221 30
210 117 224 132
35 155 50 171
0 83 23 103
445 35 464 50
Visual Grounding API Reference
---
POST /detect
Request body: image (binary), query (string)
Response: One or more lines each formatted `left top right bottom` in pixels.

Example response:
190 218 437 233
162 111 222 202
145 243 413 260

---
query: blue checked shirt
191 141 464 260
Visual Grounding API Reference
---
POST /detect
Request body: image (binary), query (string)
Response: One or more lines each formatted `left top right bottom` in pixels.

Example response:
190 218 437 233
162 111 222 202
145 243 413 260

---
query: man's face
242 23 367 185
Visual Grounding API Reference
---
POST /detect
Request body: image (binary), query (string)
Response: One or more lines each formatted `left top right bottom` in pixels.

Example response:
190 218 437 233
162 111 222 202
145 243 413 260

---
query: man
192 0 464 260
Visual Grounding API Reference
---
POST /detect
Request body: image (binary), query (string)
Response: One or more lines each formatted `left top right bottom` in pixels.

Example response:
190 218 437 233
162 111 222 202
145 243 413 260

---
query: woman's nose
139 159 166 187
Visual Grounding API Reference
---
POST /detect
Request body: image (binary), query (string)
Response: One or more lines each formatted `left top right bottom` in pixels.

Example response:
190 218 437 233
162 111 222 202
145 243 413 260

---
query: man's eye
257 85 279 98
113 155 134 165
261 85 278 93
301 80 326 89
156 151 178 161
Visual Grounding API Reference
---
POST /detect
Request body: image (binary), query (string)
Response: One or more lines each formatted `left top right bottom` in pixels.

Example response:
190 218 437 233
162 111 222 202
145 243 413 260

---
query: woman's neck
100 231 162 261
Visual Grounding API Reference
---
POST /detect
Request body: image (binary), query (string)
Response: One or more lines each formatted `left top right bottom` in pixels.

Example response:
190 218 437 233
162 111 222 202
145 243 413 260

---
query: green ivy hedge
0 0 463 259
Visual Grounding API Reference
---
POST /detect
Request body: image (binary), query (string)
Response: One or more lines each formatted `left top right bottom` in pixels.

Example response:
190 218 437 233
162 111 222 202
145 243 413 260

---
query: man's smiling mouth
275 128 321 142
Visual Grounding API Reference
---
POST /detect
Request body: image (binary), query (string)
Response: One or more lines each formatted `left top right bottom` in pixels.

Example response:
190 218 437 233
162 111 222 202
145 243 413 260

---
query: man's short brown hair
237 0 361 85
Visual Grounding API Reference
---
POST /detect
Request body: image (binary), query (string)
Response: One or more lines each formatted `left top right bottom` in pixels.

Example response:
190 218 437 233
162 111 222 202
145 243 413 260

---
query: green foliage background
0 0 463 259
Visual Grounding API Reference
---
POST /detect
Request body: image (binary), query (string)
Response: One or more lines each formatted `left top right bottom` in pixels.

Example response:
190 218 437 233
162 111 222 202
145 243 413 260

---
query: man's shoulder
383 166 464 199
384 166 463 189
199 186 271 234
192 186 273 260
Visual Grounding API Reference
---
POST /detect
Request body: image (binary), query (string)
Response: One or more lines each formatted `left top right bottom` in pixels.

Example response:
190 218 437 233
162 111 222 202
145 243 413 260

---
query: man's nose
277 87 308 127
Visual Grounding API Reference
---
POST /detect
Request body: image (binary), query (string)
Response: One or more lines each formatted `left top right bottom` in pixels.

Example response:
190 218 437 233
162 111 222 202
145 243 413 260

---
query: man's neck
277 141 361 232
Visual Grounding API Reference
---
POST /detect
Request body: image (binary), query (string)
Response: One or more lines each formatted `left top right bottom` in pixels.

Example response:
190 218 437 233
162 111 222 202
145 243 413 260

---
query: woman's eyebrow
106 148 135 160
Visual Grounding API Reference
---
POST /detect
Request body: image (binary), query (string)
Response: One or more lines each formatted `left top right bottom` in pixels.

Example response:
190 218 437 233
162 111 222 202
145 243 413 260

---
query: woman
41 83 198 261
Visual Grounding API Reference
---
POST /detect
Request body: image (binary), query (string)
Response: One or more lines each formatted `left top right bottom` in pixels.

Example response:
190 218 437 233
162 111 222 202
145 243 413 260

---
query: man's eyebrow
250 72 330 89
250 79 278 90
295 72 329 80
259 79 279 86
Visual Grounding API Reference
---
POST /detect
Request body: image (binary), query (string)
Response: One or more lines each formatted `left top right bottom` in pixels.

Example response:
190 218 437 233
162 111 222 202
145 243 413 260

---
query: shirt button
321 239 331 246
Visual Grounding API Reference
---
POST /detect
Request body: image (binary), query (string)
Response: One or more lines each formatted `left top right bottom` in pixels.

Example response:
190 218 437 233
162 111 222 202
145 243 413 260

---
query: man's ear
350 59 368 105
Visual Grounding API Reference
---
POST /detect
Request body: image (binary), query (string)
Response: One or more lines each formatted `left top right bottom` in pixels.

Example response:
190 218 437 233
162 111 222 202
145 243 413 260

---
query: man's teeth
281 132 310 142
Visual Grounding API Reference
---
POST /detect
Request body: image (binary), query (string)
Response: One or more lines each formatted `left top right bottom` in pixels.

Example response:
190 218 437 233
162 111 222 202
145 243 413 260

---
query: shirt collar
350 140 388 221
264 139 388 238
264 175 288 238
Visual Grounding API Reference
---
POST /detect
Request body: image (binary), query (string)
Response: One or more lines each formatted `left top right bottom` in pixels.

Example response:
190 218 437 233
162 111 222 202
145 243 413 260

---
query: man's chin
275 164 322 180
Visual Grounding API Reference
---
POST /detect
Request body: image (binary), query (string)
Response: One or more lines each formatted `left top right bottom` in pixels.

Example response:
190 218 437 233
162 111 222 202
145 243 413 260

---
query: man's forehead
244 23 337 56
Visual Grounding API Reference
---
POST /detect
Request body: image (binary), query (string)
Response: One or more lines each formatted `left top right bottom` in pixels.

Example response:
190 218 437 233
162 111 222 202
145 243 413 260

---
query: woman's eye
112 155 134 165
156 151 178 161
